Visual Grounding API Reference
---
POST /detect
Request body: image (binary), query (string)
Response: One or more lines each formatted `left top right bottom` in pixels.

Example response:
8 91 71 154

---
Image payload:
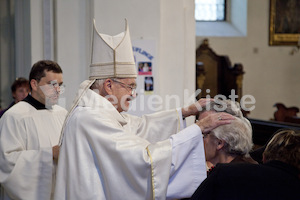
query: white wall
55 0 91 108
196 0 300 120
30 0 44 62
160 0 196 109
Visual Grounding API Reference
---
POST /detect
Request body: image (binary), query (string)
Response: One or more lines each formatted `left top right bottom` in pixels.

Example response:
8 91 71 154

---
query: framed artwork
269 0 300 46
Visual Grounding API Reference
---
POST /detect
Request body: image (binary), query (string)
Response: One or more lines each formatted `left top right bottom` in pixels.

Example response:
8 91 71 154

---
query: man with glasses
0 60 67 200
55 20 233 200
108 78 137 112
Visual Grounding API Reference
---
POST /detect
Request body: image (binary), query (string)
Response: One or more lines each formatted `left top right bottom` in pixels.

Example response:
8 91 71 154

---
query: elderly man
54 20 234 200
0 60 67 200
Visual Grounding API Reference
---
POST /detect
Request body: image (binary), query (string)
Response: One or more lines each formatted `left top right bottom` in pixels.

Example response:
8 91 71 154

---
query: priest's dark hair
29 60 63 90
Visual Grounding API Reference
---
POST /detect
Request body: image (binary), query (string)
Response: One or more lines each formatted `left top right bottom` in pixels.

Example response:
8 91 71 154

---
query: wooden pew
249 118 300 147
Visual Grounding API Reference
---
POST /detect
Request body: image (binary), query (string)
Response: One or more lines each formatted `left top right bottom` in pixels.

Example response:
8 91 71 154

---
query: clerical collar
22 95 46 110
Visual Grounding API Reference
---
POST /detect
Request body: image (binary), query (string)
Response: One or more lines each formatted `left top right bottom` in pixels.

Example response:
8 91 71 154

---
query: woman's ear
216 139 225 150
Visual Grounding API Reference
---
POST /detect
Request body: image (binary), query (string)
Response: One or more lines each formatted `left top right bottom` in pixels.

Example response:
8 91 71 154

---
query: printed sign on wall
129 40 156 116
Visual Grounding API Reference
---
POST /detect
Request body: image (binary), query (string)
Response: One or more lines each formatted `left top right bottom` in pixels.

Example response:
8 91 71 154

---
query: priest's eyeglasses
49 81 65 94
111 79 137 96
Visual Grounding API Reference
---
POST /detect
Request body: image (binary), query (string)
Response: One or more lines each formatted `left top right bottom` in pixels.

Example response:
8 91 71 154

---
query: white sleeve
166 123 207 200
0 114 53 200
176 108 186 131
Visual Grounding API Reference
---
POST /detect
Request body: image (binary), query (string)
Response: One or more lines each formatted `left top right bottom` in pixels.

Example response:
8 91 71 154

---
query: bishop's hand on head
196 112 234 134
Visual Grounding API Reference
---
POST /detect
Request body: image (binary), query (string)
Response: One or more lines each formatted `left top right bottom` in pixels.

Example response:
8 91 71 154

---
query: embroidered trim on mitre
90 19 137 79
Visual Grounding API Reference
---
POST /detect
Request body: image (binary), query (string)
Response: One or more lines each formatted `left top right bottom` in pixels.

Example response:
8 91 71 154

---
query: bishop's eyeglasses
111 79 137 96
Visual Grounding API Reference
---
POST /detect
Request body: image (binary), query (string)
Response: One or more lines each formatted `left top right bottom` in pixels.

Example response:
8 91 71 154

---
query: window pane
195 0 225 21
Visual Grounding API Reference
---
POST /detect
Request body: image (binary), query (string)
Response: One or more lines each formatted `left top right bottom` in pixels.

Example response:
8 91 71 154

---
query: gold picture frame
269 0 300 46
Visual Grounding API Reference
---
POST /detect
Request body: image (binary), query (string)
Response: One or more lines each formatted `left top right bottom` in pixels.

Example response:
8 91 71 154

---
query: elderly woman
190 129 300 200
199 100 257 168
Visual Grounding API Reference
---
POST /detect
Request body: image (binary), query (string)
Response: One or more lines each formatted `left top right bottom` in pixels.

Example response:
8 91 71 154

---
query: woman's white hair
204 100 253 155
202 99 244 117
210 117 253 155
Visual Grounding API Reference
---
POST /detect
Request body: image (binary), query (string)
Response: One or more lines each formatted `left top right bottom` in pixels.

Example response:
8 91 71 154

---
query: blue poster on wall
129 40 156 116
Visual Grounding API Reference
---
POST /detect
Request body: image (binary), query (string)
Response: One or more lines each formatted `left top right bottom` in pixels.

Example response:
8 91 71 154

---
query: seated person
0 77 30 118
190 129 300 200
198 100 257 171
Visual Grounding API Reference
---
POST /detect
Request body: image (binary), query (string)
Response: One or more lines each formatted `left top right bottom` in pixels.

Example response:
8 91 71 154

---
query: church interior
0 1 300 199
1 0 300 144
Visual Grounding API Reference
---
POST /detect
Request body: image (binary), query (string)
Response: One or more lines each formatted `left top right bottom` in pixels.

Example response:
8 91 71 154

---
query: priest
0 60 68 200
54 20 234 200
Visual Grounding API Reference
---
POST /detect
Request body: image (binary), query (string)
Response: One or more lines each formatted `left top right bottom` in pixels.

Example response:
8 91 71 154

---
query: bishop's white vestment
54 81 207 200
0 99 67 200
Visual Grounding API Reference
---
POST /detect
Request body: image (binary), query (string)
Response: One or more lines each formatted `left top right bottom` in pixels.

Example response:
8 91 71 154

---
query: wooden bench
250 118 300 147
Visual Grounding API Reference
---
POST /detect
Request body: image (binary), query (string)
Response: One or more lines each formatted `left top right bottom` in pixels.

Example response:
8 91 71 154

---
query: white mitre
89 19 137 79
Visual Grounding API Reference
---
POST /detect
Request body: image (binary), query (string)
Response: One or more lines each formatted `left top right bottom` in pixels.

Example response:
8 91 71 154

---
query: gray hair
201 99 251 130
202 99 244 118
210 116 253 155
90 78 125 91
204 100 253 155
90 79 105 91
